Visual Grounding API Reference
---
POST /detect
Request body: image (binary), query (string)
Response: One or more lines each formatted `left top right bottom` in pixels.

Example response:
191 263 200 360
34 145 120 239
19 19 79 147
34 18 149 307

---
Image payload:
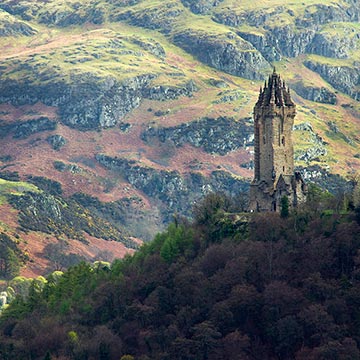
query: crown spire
255 69 295 107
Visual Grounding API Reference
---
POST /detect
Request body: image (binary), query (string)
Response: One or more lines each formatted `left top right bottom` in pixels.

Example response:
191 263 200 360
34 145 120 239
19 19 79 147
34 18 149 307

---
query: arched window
282 136 285 146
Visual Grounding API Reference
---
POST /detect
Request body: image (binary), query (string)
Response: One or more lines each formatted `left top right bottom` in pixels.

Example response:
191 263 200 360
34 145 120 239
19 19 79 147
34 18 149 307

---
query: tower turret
249 70 306 212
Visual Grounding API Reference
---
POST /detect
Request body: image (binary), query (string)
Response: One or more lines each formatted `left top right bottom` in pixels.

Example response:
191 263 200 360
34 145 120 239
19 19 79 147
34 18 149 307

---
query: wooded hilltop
1 188 360 360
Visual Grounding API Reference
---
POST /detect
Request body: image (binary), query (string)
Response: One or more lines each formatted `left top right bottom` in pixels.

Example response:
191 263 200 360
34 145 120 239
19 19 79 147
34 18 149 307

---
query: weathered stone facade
249 69 307 212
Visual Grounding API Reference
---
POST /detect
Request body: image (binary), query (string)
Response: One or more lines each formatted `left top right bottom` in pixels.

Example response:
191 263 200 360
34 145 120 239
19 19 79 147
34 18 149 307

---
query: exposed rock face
294 123 327 162
47 135 67 151
307 33 356 59
266 26 316 58
0 13 37 36
180 0 224 14
8 191 137 248
141 116 253 155
53 161 82 174
295 3 360 27
96 154 249 221
143 80 197 101
59 74 155 129
0 75 153 130
218 3 360 62
111 3 184 33
0 69 196 130
173 30 270 80
304 61 360 100
213 90 244 104
236 32 281 62
0 117 57 139
299 165 352 194
214 6 287 28
293 83 337 104
131 38 166 58
239 26 354 62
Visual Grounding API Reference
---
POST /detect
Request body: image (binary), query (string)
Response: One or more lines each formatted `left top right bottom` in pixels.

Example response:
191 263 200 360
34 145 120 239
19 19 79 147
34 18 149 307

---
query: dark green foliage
281 195 289 218
0 117 56 139
2 200 360 359
0 247 20 280
158 223 194 263
71 192 127 226
0 171 20 181
27 176 63 196
43 351 51 360
43 241 86 272
0 233 22 280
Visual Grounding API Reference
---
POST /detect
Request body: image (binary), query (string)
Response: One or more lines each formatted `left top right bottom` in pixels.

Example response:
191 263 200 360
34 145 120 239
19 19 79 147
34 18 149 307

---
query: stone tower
249 69 307 212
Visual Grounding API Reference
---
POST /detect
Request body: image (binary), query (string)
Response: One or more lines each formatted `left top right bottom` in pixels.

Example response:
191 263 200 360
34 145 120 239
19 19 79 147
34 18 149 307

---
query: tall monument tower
249 69 307 212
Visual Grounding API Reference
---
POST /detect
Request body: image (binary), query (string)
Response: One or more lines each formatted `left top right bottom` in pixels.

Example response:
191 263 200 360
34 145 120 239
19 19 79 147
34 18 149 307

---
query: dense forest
1 187 360 360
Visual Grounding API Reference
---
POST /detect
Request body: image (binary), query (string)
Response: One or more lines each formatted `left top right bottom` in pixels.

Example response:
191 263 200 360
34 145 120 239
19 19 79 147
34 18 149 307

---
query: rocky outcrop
214 6 287 28
111 3 184 33
142 80 197 101
131 38 166 58
47 135 67 151
38 5 106 26
59 73 155 129
71 192 162 242
218 3 359 62
294 122 327 162
0 117 57 139
53 161 82 174
0 73 158 130
295 3 360 27
214 3 360 30
173 30 270 80
304 61 360 100
180 0 224 14
239 26 351 61
8 191 137 248
0 58 197 130
236 32 281 62
298 165 352 195
96 154 249 221
307 33 356 59
141 116 253 155
293 82 337 104
0 10 37 36
213 90 244 104
266 26 316 58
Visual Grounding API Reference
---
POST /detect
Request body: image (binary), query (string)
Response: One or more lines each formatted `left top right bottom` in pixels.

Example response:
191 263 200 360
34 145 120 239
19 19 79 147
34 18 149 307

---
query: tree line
1 185 360 359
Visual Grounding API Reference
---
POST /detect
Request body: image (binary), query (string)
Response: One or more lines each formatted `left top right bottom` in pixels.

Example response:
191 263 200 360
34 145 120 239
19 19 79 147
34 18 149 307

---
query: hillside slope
0 0 359 275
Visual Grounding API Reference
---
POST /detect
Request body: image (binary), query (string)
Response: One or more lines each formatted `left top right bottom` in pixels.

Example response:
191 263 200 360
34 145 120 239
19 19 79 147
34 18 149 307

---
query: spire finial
273 66 276 74
270 83 275 104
